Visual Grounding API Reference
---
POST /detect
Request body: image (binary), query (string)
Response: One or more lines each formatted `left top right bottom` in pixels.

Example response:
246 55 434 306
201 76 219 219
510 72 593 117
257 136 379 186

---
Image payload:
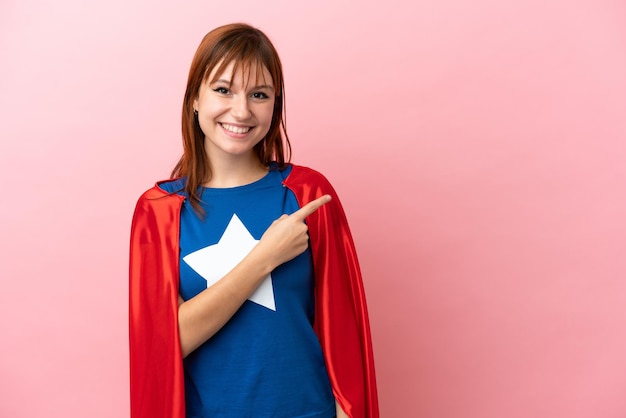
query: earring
193 109 198 115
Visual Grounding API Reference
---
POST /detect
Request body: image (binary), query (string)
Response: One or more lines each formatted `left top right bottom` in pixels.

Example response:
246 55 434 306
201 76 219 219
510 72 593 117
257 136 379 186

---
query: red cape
129 165 378 418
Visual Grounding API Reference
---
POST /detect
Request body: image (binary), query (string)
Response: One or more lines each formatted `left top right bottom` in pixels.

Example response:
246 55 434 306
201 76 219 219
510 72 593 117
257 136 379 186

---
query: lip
219 122 254 137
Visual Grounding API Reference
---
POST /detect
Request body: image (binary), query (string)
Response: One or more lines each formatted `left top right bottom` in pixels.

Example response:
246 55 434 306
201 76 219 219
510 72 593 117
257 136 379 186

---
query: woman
129 23 378 418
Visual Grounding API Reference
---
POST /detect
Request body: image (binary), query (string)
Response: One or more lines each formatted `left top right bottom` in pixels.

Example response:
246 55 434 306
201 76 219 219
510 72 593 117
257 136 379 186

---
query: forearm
177 246 274 357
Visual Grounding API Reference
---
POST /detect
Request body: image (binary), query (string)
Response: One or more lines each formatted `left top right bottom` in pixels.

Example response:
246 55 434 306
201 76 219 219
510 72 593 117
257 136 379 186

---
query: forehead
207 60 273 86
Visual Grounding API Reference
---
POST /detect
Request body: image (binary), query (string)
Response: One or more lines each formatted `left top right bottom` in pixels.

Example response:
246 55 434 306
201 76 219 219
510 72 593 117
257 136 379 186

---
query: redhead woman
129 23 378 418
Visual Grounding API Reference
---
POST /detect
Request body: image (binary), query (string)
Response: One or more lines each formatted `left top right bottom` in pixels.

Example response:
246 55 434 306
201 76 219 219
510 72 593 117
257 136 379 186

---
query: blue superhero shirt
160 165 335 418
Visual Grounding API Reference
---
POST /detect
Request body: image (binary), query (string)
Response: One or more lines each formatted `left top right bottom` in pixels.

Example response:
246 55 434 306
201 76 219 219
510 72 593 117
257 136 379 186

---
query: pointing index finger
291 194 331 221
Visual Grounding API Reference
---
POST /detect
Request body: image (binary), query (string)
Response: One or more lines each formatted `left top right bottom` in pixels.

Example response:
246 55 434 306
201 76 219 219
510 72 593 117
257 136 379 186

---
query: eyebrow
254 84 275 91
213 79 275 90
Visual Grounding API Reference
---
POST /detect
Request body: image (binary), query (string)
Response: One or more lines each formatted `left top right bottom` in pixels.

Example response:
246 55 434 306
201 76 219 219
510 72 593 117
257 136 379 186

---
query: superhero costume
129 164 379 418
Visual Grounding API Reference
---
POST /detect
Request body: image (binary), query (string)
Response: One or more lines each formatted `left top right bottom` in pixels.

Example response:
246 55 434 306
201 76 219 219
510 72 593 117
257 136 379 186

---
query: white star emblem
182 214 276 311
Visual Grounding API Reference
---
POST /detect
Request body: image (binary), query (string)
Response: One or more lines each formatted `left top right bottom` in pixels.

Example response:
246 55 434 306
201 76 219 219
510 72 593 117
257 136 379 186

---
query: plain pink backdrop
1 0 625 417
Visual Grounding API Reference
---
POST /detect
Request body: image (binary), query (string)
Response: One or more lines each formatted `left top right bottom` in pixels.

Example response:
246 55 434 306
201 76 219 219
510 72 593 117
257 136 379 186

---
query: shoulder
283 164 344 211
134 179 186 213
285 164 335 190
156 178 186 194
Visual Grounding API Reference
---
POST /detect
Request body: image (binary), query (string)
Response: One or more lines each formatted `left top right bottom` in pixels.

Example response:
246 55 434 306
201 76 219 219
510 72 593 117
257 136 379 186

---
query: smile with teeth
221 123 252 134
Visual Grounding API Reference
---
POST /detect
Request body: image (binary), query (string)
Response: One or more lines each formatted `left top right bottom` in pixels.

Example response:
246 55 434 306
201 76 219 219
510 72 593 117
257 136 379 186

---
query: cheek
199 98 221 116
196 101 222 130
260 101 276 126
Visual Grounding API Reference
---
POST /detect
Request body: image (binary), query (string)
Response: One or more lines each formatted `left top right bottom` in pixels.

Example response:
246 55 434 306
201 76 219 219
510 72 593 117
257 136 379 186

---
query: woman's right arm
177 195 330 357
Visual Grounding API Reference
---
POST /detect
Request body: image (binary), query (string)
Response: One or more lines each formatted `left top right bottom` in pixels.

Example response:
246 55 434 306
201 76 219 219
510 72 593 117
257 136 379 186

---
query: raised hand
255 194 331 269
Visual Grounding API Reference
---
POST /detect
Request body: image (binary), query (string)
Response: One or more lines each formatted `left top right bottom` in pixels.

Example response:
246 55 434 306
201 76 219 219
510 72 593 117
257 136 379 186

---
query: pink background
1 0 625 417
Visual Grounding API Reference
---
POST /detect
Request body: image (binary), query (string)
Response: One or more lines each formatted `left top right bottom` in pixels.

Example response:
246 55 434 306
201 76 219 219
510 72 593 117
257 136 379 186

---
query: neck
203 154 268 188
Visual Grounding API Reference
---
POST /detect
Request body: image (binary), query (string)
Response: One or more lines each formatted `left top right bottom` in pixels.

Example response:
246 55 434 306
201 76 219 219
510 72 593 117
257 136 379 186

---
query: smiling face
193 61 276 163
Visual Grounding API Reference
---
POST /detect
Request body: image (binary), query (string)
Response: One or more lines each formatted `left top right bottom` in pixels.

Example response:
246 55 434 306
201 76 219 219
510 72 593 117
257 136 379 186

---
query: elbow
177 304 204 358
180 344 191 359
178 301 191 358
178 325 196 359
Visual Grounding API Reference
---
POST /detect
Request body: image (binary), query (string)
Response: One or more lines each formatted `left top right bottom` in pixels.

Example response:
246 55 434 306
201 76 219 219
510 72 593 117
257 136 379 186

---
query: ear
192 98 199 112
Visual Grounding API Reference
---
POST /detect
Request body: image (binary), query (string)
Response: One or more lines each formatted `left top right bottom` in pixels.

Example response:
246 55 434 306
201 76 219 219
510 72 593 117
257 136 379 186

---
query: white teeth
221 123 251 134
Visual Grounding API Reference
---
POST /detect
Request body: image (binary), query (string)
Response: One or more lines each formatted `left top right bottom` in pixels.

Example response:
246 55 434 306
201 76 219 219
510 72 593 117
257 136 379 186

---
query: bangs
204 39 280 94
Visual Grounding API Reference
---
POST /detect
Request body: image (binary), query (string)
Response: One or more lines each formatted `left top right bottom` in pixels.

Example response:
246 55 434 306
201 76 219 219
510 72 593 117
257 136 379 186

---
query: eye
213 87 230 95
251 91 269 100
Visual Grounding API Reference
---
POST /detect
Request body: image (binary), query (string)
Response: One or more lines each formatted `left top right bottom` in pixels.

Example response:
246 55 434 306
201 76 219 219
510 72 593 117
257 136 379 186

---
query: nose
230 94 251 120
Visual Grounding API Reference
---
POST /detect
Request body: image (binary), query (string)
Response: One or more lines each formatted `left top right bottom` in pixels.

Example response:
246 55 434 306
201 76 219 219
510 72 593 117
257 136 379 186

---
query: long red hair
171 23 291 212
